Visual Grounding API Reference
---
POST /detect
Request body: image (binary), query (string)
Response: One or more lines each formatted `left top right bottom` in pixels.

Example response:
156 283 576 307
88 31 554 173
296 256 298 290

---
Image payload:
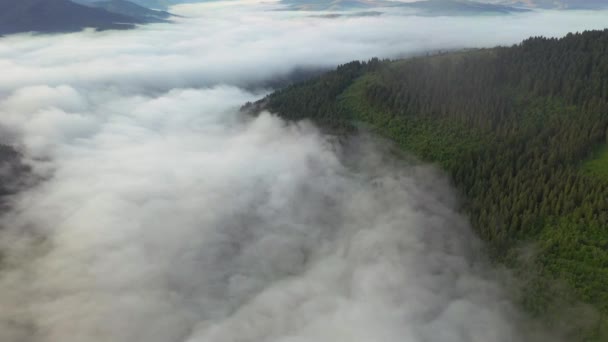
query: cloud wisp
0 2 605 341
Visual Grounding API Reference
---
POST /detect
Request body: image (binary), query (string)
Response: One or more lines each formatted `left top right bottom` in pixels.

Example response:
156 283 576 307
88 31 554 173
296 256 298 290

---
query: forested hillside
250 29 608 341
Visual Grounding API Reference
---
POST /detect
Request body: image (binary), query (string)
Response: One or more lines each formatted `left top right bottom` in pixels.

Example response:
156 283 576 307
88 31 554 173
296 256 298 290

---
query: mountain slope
74 0 201 10
86 0 172 22
251 29 608 341
279 0 386 11
0 0 142 35
399 0 529 15
506 0 608 9
280 0 530 14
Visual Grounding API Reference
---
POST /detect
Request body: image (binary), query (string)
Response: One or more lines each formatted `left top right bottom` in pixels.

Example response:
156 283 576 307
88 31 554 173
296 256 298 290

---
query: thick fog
0 1 606 341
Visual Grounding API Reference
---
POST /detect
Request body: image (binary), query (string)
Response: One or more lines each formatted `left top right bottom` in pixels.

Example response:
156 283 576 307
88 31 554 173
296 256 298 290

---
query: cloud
0 2 604 341
0 3 607 92
0 99 533 341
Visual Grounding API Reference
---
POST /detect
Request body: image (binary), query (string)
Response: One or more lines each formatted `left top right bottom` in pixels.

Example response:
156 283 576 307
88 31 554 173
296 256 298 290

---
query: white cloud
0 4 606 92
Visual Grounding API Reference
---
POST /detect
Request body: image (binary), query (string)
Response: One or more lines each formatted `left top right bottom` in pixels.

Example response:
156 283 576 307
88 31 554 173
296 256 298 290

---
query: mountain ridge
491 0 608 10
279 0 530 15
0 0 143 35
81 0 173 22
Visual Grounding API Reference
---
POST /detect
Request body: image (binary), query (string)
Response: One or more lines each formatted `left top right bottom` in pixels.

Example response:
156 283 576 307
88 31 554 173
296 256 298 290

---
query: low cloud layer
0 2 605 341
1 2 608 93
0 98 529 341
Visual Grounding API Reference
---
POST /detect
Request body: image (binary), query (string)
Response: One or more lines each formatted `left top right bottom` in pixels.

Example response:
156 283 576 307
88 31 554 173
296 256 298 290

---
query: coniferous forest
252 29 608 341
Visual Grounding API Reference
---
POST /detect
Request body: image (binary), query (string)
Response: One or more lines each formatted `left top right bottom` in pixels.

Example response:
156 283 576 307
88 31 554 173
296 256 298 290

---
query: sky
0 2 606 341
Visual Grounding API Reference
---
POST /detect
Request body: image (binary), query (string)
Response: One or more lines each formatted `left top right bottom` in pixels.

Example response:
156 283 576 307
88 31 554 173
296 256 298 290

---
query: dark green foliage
253 59 383 131
259 30 608 341
584 144 608 180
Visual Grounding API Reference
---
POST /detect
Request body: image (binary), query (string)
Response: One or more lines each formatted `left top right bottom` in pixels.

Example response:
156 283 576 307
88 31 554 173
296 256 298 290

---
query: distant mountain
491 0 608 9
0 0 142 35
280 0 529 15
75 0 202 10
75 0 173 22
280 0 386 11
311 10 384 18
399 0 530 15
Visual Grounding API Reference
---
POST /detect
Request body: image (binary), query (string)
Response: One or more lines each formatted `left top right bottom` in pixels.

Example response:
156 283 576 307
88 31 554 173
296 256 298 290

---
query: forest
249 29 608 341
